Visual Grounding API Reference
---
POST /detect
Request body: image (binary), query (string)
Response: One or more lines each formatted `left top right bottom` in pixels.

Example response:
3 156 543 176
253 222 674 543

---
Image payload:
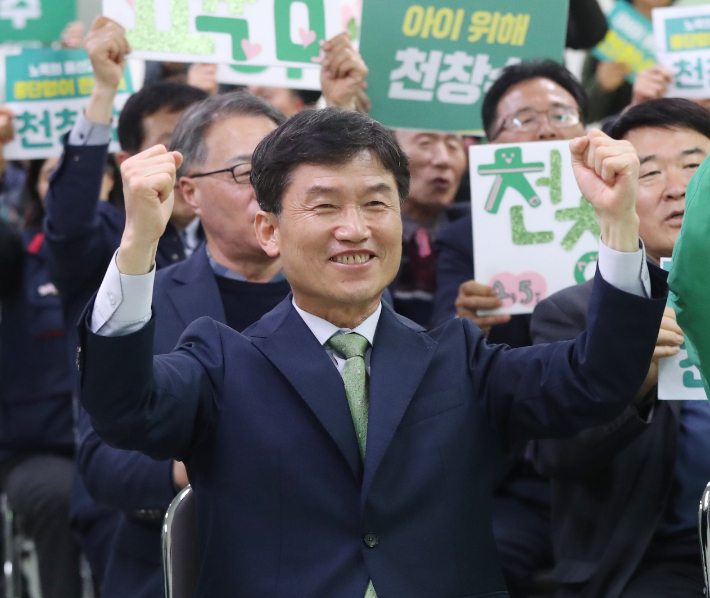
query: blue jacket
0 231 74 461
77 245 291 598
77 264 668 598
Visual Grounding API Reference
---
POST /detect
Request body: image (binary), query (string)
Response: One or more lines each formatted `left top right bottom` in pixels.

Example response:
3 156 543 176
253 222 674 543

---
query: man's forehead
397 129 462 143
625 126 710 158
498 78 579 113
290 153 395 187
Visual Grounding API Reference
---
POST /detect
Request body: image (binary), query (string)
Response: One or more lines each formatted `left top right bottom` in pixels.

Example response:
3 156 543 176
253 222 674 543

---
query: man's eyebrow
365 182 395 194
639 154 657 166
305 182 395 196
681 147 706 158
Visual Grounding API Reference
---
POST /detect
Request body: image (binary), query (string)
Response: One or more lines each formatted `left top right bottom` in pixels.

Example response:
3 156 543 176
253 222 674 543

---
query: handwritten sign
593 1 656 83
0 0 76 44
471 140 599 315
3 48 134 160
217 64 321 90
653 4 710 99
658 257 707 400
103 0 360 69
361 0 569 134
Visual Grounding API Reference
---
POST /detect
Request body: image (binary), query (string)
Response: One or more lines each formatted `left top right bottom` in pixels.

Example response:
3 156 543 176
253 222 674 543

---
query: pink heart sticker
299 28 317 48
241 39 263 61
487 272 547 309
124 0 134 7
310 48 326 63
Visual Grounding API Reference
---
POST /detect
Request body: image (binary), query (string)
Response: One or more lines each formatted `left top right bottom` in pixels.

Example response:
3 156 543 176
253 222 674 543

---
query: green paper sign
0 0 76 44
3 48 134 159
360 0 569 134
592 1 656 83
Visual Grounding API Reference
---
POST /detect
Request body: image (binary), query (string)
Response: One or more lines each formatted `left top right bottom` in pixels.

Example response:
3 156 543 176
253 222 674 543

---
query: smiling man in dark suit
78 107 667 598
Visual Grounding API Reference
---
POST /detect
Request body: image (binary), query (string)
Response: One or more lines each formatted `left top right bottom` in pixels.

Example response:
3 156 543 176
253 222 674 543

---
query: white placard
471 140 599 315
658 257 707 400
217 63 321 90
653 4 710 99
104 0 361 70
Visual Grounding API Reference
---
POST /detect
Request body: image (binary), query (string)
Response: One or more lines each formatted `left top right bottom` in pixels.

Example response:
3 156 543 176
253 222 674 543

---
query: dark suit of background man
430 59 592 596
78 107 667 597
531 98 710 598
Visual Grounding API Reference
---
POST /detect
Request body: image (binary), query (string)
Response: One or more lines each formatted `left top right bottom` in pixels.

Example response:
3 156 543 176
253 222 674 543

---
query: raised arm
43 17 130 299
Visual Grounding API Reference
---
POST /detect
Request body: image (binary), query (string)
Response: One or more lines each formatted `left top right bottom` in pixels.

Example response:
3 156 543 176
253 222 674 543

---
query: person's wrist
599 211 640 253
117 231 159 275
84 82 119 125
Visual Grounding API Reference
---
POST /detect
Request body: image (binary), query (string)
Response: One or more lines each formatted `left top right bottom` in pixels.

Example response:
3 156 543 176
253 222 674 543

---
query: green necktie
326 333 378 598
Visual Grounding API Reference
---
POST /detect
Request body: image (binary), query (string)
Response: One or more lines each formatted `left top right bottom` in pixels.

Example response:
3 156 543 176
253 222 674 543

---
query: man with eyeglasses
428 60 588 598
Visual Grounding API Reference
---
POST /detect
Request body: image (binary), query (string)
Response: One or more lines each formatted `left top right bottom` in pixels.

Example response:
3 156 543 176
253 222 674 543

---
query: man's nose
537 115 558 140
335 207 370 242
430 141 453 167
664 168 687 201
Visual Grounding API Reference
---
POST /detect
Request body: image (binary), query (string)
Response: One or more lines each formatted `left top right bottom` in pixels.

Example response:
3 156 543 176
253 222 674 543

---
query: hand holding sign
455 280 511 334
321 32 369 112
638 306 684 400
570 129 640 253
631 64 673 105
118 146 183 276
0 107 15 146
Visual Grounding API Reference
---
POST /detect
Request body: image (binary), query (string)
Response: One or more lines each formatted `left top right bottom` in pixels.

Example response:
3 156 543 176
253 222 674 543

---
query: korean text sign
471 140 599 315
593 1 655 83
361 0 569 134
103 0 361 69
3 48 134 160
658 258 707 400
0 0 76 44
653 4 710 99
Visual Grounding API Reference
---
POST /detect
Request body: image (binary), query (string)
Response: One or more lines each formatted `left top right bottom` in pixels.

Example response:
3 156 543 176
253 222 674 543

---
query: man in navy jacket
78 108 667 597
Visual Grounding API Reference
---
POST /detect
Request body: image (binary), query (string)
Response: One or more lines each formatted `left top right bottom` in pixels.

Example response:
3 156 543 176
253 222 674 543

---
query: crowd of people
0 2 709 597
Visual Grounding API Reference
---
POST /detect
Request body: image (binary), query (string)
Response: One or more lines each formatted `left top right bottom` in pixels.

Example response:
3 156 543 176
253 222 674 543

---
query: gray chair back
162 486 199 598
699 481 710 593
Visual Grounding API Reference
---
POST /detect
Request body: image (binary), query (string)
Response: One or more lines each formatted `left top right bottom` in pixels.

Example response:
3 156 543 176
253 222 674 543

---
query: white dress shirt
91 239 651 338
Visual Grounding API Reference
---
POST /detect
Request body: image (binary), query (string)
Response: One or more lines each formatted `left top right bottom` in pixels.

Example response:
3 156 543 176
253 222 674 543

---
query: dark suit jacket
77 245 291 598
531 278 681 598
42 139 191 554
78 265 667 598
431 215 532 347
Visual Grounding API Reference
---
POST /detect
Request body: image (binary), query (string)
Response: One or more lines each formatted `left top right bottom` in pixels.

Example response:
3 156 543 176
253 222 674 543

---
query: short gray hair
170 91 287 178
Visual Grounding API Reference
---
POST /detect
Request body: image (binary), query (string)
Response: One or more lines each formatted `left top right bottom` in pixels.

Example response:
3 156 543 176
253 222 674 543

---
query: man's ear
254 211 281 258
115 150 131 166
179 177 201 215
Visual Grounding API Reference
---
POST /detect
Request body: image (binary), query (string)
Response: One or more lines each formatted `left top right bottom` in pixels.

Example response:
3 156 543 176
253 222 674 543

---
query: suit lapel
167 246 226 327
249 301 363 482
361 303 437 504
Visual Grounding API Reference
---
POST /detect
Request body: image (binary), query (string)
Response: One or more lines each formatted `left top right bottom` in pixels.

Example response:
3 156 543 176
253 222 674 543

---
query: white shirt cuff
68 112 112 146
596 237 651 298
91 251 155 336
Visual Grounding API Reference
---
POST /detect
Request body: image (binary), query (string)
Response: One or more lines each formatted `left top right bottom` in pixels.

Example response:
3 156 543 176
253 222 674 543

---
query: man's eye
640 170 660 179
685 163 701 170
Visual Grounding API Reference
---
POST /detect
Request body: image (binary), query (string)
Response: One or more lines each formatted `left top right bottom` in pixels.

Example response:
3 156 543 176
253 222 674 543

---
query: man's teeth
332 254 370 264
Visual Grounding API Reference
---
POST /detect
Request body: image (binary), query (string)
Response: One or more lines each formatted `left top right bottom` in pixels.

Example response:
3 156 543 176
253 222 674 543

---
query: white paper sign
103 0 361 70
217 63 321 90
471 140 599 315
658 257 706 400
653 4 710 99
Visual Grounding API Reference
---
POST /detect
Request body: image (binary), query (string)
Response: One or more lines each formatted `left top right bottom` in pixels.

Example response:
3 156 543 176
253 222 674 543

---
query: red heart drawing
299 28 317 48
488 272 547 309
241 39 263 60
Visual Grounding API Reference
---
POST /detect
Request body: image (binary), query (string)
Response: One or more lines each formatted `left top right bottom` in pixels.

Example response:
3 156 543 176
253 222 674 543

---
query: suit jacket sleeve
77 407 177 514
669 154 710 391
79 303 226 462
42 140 118 302
0 221 23 300
466 267 667 444
529 284 656 480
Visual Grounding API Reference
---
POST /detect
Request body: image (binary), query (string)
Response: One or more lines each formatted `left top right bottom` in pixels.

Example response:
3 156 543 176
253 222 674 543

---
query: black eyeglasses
186 162 251 185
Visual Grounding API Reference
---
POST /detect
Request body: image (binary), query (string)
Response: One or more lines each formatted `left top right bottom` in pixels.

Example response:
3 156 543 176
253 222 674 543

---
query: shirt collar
206 244 286 283
292 299 381 347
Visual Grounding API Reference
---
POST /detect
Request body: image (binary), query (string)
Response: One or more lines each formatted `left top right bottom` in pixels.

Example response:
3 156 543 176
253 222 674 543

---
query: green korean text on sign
0 0 77 44
360 0 569 134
